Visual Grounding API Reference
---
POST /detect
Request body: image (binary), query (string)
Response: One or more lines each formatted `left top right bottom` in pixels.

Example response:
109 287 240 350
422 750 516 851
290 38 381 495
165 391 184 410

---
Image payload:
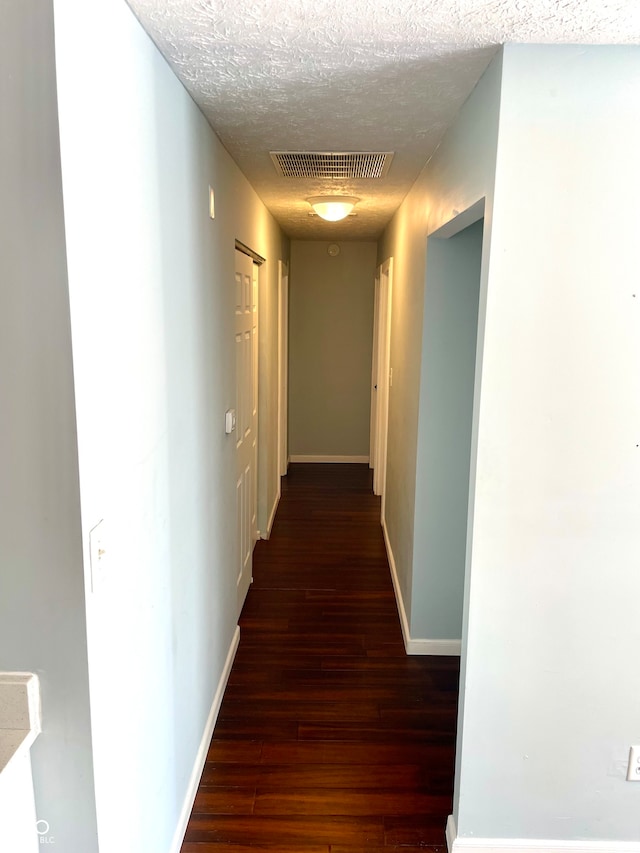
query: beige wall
289 241 377 458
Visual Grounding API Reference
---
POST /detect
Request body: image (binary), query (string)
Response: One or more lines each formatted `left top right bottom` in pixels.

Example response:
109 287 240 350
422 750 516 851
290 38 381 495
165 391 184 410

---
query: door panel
235 249 257 616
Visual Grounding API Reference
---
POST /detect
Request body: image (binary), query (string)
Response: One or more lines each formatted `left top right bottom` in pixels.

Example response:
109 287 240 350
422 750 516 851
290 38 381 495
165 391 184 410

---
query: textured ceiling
126 0 640 240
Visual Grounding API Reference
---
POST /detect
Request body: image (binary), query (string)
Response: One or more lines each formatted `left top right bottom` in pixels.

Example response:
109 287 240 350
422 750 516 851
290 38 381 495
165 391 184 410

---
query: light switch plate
89 519 107 592
627 746 640 781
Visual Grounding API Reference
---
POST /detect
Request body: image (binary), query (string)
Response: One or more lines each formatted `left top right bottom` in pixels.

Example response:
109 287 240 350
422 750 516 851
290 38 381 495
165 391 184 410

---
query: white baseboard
447 814 458 852
382 520 461 657
289 455 369 463
408 637 462 655
170 625 240 853
382 518 412 651
262 484 280 540
446 815 640 853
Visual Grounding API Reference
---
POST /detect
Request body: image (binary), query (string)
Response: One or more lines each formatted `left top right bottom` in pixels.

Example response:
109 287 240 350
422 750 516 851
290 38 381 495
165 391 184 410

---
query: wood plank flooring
181 463 459 853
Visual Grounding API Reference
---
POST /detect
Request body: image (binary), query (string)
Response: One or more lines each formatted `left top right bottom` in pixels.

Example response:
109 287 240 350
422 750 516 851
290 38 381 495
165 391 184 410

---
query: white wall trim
290 455 369 463
263 483 280 540
446 817 640 853
170 625 240 853
447 814 458 852
383 521 461 657
382 518 412 652
410 638 462 655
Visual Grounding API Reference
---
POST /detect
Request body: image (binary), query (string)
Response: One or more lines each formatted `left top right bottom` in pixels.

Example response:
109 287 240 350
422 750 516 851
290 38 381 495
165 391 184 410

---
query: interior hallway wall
0 3 98 850
289 241 376 459
377 52 502 645
455 43 640 845
411 218 484 646
380 43 640 848
1 1 290 851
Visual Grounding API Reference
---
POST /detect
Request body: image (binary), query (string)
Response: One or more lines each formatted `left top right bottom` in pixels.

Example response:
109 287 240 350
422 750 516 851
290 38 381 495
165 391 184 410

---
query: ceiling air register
270 151 393 179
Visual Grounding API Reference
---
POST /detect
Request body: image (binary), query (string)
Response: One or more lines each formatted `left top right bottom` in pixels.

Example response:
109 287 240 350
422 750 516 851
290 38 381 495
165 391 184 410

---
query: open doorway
411 205 484 655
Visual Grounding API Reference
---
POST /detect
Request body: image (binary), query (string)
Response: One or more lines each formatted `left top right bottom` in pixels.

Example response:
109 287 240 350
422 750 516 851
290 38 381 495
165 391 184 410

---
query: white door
235 249 258 615
373 259 393 522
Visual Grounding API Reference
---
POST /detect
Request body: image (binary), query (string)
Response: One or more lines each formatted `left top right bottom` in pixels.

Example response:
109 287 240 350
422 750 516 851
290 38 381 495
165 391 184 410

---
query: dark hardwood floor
181 463 459 853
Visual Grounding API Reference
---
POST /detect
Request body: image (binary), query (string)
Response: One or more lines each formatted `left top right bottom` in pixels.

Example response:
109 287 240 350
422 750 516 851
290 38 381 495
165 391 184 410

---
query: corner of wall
382 520 461 657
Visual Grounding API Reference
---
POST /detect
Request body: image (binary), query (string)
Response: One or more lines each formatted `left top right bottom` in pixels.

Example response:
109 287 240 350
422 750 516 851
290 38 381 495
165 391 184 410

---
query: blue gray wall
411 218 483 641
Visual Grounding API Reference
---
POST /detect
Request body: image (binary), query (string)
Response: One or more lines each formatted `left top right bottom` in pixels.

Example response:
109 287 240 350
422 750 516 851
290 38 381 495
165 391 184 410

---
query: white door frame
369 271 380 471
277 260 289 478
373 258 393 522
251 260 259 547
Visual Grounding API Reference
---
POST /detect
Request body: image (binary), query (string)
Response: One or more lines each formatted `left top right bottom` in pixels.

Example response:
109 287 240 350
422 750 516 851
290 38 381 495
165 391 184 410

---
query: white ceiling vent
270 151 393 179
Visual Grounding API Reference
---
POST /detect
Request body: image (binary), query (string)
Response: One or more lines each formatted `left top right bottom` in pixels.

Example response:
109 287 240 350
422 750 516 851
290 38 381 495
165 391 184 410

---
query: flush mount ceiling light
307 196 359 222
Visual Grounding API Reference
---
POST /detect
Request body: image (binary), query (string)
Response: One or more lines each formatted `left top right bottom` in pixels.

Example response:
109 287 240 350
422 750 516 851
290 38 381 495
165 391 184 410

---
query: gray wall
381 45 640 851
456 44 640 843
382 43 640 847
289 241 376 457
0 0 289 851
0 2 98 850
378 53 502 639
53 0 288 850
411 218 483 640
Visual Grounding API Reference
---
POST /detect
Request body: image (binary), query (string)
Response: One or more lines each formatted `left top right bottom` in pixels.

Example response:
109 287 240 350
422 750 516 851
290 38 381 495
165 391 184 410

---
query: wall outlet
626 745 640 781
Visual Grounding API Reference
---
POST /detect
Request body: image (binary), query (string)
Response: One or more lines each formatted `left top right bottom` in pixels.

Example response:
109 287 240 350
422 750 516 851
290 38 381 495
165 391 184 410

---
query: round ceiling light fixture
307 196 359 222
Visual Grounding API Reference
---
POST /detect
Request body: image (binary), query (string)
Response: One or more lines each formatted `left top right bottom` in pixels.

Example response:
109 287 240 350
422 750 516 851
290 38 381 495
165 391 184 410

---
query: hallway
181 463 460 852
